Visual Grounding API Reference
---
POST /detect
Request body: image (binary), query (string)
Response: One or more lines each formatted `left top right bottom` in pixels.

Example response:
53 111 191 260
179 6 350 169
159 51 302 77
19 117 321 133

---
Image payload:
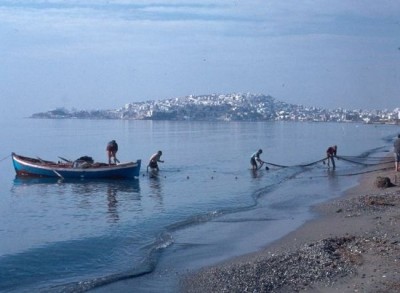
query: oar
58 156 72 163
52 169 64 179
36 156 53 164
37 156 64 178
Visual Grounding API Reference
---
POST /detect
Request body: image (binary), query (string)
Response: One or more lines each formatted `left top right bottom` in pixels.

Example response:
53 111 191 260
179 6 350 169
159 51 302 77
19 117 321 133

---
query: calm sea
0 118 397 292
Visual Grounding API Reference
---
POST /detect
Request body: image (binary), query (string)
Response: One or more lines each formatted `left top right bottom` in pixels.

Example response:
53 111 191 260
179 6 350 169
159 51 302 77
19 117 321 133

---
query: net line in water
266 153 394 179
264 154 394 169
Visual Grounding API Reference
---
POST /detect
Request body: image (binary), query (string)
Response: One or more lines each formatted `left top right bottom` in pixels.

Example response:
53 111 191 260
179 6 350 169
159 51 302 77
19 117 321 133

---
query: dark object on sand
375 176 394 188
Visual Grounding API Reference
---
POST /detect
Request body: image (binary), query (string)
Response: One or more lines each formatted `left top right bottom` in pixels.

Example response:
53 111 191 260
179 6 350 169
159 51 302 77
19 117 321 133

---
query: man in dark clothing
106 140 119 164
394 135 400 172
326 145 337 169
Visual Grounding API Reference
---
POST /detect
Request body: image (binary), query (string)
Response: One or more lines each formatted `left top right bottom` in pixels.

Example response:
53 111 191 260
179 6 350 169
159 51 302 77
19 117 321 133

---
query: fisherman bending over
326 145 337 169
147 151 164 172
106 140 119 165
250 149 264 170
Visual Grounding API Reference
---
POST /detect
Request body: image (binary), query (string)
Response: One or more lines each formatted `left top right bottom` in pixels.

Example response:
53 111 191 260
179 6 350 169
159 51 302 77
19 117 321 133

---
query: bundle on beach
375 176 394 188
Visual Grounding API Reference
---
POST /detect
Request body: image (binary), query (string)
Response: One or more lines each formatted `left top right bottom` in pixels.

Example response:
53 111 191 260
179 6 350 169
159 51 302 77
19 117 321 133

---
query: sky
1 0 399 118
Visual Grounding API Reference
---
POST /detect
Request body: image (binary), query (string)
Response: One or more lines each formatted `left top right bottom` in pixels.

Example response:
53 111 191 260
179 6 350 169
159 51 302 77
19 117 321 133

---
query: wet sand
181 161 400 292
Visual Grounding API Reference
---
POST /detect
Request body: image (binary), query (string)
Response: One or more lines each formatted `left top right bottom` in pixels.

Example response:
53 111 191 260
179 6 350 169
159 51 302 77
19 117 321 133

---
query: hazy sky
1 0 399 118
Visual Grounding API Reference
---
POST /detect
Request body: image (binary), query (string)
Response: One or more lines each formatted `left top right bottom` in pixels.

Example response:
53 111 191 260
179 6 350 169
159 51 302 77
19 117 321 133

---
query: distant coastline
31 93 400 124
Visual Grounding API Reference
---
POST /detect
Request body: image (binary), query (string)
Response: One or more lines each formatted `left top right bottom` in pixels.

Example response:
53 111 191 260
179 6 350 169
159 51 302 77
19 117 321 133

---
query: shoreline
180 160 400 292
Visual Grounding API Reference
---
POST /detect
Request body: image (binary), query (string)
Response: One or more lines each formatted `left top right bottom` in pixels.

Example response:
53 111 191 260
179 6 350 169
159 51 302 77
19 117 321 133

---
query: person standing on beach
147 150 164 172
394 135 400 172
326 145 337 169
250 149 264 170
106 140 119 165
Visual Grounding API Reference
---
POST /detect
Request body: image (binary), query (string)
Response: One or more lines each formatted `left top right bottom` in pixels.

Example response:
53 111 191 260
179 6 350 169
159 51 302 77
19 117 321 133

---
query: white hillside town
31 93 400 124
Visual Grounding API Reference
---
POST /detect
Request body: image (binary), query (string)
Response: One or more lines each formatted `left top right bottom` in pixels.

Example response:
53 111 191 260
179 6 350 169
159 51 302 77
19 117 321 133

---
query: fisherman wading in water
250 149 265 170
147 151 164 172
326 145 337 169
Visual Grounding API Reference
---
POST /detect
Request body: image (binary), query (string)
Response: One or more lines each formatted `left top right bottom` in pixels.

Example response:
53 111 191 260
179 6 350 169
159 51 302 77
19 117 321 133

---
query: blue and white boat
11 152 141 179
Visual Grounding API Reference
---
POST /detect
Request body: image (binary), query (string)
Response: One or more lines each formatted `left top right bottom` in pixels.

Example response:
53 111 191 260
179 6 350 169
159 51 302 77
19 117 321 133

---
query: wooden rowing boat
11 152 141 179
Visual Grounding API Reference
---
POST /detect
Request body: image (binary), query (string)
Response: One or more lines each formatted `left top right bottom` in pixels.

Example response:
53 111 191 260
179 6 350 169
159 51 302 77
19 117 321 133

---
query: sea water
0 118 397 292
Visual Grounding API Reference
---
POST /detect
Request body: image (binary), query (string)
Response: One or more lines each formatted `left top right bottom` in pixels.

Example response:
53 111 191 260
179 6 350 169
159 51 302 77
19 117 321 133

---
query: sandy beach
181 160 400 292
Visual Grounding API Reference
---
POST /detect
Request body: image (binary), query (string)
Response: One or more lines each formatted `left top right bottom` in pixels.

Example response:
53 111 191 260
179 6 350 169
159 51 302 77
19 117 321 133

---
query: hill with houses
31 93 400 124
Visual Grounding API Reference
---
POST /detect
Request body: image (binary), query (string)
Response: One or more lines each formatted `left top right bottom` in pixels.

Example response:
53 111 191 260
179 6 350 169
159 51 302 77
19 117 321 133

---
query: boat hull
12 153 141 179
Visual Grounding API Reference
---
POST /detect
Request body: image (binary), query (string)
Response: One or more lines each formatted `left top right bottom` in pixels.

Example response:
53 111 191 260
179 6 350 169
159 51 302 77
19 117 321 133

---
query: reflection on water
148 170 164 207
107 184 119 223
11 176 141 224
12 176 62 186
12 176 140 192
250 168 266 179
